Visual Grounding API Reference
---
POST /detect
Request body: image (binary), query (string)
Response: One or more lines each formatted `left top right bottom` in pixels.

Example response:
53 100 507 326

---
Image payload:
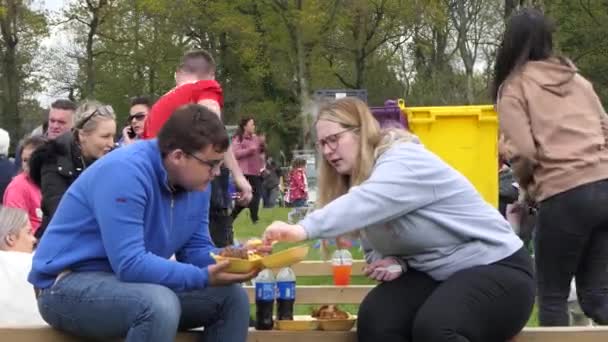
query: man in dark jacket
0 129 17 203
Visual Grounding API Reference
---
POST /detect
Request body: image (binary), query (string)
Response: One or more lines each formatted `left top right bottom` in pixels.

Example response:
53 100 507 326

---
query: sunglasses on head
78 105 114 129
128 112 147 122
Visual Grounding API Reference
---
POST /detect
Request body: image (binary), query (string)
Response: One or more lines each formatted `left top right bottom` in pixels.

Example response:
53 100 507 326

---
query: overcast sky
35 0 66 12
31 0 72 106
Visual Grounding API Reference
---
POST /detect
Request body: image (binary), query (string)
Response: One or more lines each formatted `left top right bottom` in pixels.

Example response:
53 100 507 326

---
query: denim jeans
37 272 250 342
535 179 608 326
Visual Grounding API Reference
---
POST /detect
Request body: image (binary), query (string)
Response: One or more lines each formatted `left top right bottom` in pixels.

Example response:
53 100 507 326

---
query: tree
324 0 415 90
0 0 47 143
60 0 115 100
447 0 502 104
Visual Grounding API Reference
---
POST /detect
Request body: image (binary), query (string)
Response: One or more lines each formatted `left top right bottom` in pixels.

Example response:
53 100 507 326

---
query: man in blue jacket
29 104 258 342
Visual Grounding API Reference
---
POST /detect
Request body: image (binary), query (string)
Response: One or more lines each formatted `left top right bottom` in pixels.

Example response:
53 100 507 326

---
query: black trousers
209 210 234 248
232 175 262 223
357 247 535 342
535 179 608 326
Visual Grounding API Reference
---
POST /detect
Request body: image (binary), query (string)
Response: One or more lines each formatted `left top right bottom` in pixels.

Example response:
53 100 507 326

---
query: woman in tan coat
493 8 608 326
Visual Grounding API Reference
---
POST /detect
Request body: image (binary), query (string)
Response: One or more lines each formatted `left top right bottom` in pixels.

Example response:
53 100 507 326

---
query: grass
233 206 539 326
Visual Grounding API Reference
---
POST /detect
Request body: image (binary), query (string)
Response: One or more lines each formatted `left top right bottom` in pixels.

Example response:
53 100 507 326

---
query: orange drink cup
332 264 352 285
331 249 353 286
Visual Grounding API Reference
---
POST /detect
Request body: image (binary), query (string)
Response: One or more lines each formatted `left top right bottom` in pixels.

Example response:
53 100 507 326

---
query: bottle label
255 282 275 301
277 281 296 300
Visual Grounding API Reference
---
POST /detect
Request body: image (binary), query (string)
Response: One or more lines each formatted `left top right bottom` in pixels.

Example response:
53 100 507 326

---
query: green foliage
5 0 608 150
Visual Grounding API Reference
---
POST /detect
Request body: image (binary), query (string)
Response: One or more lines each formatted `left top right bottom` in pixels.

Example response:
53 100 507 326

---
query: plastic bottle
254 269 275 330
332 249 353 286
276 267 296 320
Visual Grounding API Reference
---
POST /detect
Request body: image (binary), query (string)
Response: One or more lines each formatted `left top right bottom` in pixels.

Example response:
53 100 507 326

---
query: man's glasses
128 112 147 122
78 105 114 129
315 127 358 152
186 152 223 171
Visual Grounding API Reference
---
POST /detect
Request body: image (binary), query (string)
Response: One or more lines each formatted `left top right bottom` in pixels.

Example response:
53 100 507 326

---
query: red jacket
288 168 308 202
143 80 223 139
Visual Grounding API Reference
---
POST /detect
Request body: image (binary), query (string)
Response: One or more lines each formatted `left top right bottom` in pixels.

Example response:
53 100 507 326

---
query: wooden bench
3 260 608 341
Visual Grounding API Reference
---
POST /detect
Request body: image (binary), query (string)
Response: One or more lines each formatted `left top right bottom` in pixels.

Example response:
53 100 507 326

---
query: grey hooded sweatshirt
300 141 522 281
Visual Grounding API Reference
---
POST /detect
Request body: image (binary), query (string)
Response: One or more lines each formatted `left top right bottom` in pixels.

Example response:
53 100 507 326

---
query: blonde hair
74 100 116 134
315 98 416 208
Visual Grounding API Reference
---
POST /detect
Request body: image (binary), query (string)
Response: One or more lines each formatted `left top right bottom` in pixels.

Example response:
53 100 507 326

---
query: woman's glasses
128 112 147 122
315 127 358 152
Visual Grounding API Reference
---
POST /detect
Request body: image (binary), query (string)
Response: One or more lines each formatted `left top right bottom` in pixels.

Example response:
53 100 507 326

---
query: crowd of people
0 7 605 342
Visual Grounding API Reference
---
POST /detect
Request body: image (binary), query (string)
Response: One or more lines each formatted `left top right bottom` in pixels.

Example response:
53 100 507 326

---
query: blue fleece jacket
29 140 218 291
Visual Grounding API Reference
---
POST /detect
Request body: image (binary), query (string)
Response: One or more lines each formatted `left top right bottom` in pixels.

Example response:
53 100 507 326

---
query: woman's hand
363 257 404 282
244 238 273 255
122 126 134 145
263 221 307 243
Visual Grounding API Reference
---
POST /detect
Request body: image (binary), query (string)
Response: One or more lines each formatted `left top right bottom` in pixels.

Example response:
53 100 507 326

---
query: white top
0 251 46 325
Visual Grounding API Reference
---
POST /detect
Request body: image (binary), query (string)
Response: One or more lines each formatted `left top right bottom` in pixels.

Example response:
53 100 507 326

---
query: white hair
0 206 29 251
0 128 9 156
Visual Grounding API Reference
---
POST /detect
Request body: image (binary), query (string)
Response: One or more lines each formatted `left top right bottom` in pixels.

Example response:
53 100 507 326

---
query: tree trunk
83 0 108 99
294 10 312 147
0 0 22 143
85 16 98 98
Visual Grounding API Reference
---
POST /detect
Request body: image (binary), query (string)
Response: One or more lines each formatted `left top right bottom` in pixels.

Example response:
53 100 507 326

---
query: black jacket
29 132 89 238
0 156 17 203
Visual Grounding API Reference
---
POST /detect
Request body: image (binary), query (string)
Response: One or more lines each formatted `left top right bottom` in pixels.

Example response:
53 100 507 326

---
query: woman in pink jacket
231 117 265 224
3 135 46 234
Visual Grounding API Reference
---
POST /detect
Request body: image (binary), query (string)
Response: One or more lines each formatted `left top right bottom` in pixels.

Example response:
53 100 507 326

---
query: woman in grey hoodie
264 97 534 342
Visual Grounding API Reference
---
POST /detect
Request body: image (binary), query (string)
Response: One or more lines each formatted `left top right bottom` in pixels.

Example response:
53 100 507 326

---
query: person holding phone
120 96 152 146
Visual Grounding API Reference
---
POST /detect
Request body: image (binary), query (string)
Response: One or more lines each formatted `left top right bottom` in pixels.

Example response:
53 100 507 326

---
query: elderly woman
0 206 43 325
264 98 534 342
29 101 116 238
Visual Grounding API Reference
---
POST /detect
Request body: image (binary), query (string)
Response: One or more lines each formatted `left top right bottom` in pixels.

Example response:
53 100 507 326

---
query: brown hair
315 97 416 208
19 135 46 153
130 96 153 108
158 104 229 157
51 99 77 111
291 157 306 169
178 50 216 79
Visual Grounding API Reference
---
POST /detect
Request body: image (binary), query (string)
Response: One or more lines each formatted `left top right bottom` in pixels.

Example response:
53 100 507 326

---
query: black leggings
232 175 262 223
357 248 535 342
535 179 608 326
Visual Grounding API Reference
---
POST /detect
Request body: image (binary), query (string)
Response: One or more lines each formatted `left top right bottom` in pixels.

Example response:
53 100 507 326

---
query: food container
318 314 357 331
211 245 309 273
210 254 262 273
275 316 319 331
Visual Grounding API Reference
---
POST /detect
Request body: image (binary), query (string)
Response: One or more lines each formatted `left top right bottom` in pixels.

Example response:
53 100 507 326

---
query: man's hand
363 257 404 282
207 260 259 286
234 175 253 205
263 221 307 243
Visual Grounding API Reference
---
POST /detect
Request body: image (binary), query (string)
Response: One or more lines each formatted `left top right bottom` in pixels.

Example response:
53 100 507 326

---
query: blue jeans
37 272 250 342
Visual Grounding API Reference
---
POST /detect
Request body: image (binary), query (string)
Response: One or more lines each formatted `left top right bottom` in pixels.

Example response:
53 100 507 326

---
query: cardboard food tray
211 245 309 273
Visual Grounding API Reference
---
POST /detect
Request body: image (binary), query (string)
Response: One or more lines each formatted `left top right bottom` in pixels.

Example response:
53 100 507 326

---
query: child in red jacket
287 158 308 207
